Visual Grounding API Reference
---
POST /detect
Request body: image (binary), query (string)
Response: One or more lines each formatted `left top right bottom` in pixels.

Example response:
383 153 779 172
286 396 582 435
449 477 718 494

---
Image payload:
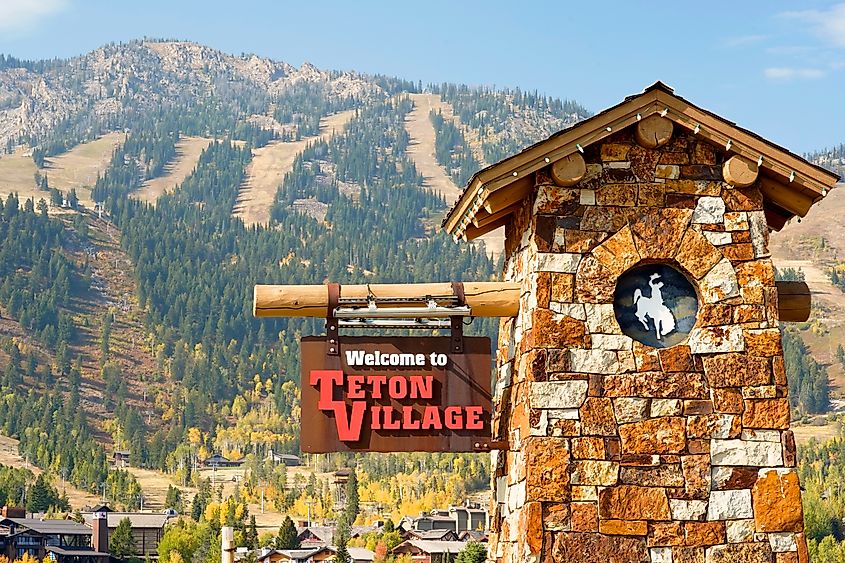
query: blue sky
0 0 843 153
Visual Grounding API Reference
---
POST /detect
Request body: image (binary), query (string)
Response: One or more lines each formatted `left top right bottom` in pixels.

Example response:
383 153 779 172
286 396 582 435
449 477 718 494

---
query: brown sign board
300 336 492 453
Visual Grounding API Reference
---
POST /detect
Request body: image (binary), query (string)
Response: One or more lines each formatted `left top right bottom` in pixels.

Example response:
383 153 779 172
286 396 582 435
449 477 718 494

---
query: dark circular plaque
613 263 698 349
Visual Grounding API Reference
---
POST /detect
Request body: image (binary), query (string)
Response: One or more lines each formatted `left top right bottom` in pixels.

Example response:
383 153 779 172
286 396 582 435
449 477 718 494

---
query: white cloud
0 0 68 34
781 3 845 47
764 67 826 80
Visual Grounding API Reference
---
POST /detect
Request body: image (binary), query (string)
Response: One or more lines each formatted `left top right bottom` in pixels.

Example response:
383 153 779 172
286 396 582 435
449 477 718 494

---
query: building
398 504 488 535
203 453 244 468
257 545 374 563
0 517 108 563
266 450 301 467
112 451 131 468
295 524 377 547
83 505 171 558
403 529 459 542
392 540 470 563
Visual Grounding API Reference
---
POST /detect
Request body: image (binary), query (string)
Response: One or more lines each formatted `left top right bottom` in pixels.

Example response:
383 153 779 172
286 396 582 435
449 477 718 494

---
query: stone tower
443 83 839 562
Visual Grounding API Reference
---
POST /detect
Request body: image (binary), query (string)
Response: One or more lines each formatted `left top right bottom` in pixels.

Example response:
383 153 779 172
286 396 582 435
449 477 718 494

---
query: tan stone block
633 341 662 371
705 542 773 563
664 179 721 196
563 229 604 253
713 388 745 414
532 309 589 348
797 533 810 563
684 521 725 546
723 186 764 211
659 345 695 372
605 371 708 399
735 260 777 288
660 153 690 166
676 229 723 278
630 208 693 259
734 304 765 324
619 417 686 454
772 357 787 386
573 436 606 459
776 553 799 563
570 502 598 532
598 485 671 520
743 398 790 429
742 285 765 304
581 206 635 232
572 485 598 502
580 397 618 436
656 164 681 179
723 243 755 262
753 469 805 532
597 184 638 206
543 502 570 531
649 521 684 546
672 547 705 563
525 437 571 502
575 255 617 303
551 273 575 303
536 272 552 308
638 183 665 206
692 142 717 165
629 144 661 182
745 329 783 357
620 464 684 487
681 455 710 499
601 143 631 161
593 225 641 276
703 353 771 388
724 211 750 230
697 304 733 326
600 519 648 536
572 460 619 486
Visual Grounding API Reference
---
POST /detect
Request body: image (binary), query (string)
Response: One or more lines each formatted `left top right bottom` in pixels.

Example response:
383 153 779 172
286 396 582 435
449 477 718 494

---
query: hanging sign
300 336 492 453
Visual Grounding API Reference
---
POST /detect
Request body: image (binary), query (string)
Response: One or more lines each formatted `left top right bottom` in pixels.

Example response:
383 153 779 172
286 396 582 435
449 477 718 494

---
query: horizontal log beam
255 282 521 318
776 280 811 322
759 176 816 217
482 177 533 215
472 202 522 229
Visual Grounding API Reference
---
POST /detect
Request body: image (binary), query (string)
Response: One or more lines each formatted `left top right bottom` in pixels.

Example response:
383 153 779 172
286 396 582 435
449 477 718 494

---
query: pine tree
165 484 182 512
276 516 298 549
26 473 56 512
334 518 351 563
244 515 259 549
344 468 359 525
455 542 487 563
109 517 136 559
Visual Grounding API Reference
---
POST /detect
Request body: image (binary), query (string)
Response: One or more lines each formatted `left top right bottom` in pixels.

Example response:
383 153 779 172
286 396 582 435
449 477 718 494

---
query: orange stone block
580 397 618 436
599 519 648 536
753 469 805 532
743 398 790 429
570 502 598 532
521 501 544 555
572 437 606 459
649 521 684 546
525 437 571 502
598 485 671 521
619 417 687 454
684 521 725 546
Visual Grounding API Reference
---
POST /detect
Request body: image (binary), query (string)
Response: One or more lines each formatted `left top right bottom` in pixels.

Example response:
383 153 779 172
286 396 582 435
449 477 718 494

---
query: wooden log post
254 282 521 318
723 155 759 187
550 153 586 187
776 280 811 322
634 114 673 149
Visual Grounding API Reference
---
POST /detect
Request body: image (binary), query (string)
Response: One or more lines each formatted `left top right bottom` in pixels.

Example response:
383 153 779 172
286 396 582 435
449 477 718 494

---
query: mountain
0 40 590 517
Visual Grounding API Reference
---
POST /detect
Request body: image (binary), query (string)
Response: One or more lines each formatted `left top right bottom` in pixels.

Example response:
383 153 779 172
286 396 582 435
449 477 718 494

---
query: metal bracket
326 283 340 356
451 282 465 354
473 440 509 452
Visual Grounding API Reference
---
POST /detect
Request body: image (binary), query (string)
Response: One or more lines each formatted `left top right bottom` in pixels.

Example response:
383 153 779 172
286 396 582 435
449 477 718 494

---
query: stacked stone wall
490 128 807 562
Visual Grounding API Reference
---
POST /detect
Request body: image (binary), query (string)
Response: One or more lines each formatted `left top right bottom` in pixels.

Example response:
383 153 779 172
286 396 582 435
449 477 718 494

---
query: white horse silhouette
633 273 676 340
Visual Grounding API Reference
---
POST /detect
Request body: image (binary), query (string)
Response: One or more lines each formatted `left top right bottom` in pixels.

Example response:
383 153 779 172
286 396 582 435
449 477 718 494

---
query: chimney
92 506 110 552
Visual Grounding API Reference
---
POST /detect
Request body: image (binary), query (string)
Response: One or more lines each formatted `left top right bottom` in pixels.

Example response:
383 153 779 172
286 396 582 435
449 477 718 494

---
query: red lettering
369 375 387 398
465 406 484 430
408 375 433 399
370 405 382 430
310 370 366 442
382 406 401 430
421 406 443 430
388 376 407 399
444 406 463 430
402 406 421 430
347 375 366 399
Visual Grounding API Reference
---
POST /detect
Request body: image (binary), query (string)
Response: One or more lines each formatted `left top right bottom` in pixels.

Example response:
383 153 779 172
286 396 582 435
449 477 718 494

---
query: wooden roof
443 82 840 239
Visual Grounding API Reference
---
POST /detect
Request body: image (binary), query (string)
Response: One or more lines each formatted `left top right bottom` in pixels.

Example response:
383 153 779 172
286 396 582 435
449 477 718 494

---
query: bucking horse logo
633 273 676 340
